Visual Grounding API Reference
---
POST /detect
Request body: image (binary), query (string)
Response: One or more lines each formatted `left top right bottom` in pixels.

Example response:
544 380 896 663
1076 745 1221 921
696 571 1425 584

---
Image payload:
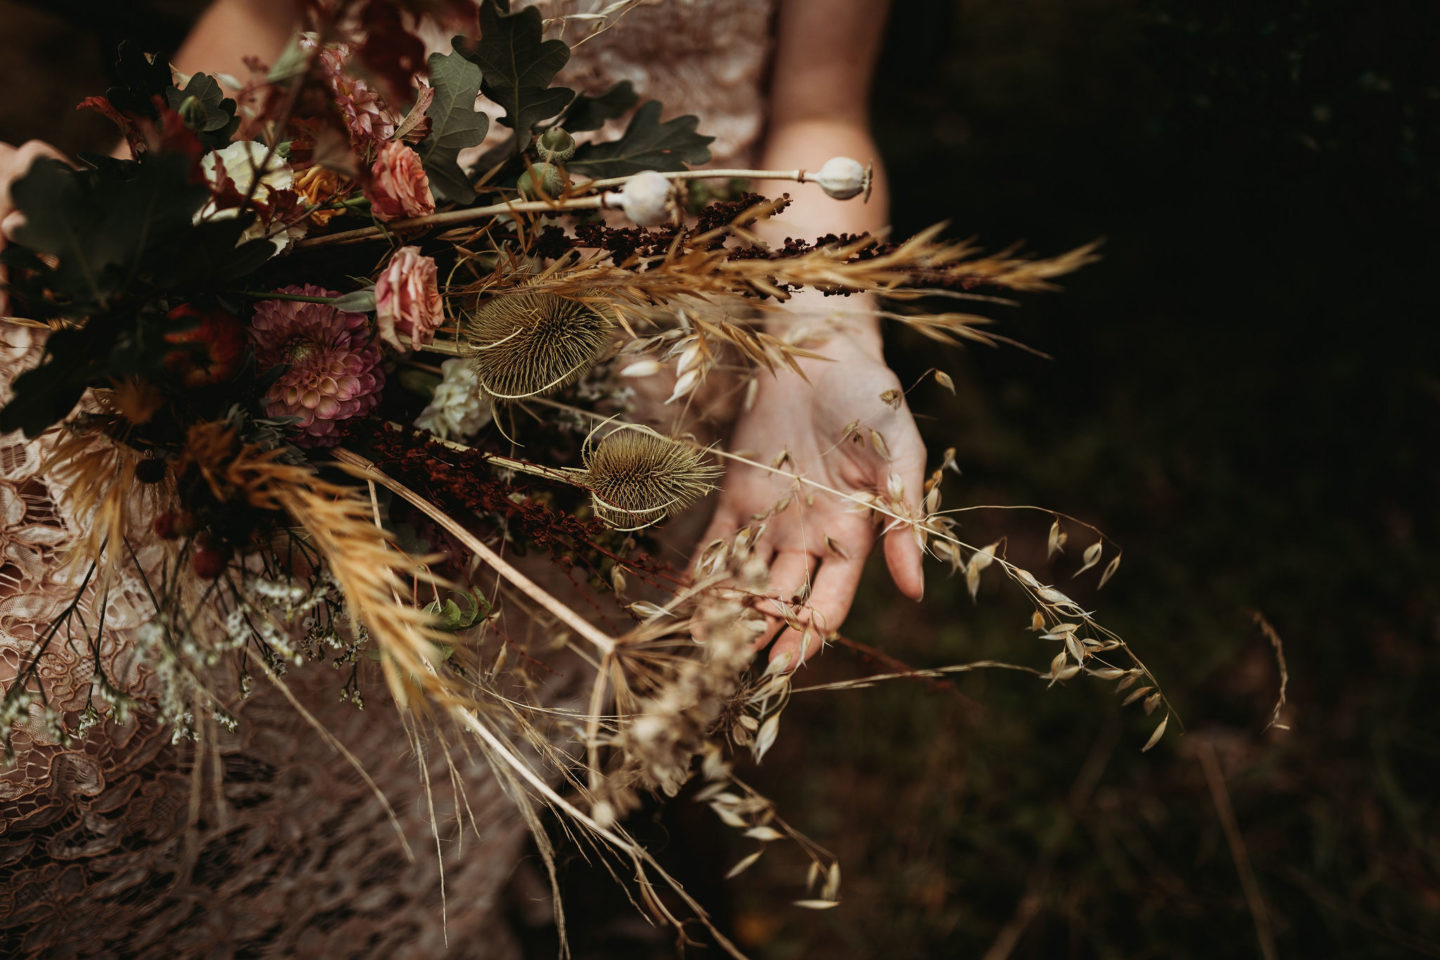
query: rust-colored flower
293 165 349 227
375 246 445 351
366 141 435 222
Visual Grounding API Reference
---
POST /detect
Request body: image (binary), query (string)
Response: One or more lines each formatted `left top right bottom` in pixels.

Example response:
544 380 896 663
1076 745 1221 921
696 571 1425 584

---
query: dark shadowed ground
3 1 1437 957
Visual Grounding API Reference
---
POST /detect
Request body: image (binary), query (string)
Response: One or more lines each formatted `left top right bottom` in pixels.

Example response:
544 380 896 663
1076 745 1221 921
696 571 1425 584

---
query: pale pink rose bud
367 141 436 221
814 156 869 200
375 246 446 351
618 170 674 226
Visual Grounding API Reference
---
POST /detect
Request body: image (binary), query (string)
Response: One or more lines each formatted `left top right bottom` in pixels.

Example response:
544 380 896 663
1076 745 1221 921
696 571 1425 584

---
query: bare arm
700 0 927 671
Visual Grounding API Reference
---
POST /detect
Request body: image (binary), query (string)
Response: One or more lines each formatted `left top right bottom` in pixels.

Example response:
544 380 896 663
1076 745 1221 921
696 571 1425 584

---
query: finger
768 555 865 670
2 142 69 243
752 550 814 651
883 525 925 601
803 555 865 638
880 418 928 602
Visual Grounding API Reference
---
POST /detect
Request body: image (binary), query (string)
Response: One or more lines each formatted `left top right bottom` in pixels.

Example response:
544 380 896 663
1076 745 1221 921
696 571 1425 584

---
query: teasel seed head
463 291 615 400
582 424 723 529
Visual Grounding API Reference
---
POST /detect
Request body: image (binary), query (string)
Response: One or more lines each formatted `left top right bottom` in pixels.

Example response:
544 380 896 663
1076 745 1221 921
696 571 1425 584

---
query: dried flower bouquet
0 1 1170 953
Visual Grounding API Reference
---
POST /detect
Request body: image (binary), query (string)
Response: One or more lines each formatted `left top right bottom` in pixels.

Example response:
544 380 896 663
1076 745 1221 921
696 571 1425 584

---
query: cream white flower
198 141 307 253
415 358 493 440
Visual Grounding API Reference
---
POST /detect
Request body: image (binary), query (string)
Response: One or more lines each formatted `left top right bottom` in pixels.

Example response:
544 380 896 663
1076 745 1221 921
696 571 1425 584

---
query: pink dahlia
249 285 384 447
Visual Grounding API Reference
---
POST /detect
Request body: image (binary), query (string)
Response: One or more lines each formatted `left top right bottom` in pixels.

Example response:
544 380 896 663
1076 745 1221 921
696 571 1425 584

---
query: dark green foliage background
1 0 1436 956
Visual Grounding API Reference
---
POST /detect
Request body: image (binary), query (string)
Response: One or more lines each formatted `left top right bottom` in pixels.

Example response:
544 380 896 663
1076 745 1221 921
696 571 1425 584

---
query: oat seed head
581 425 722 528
463 291 614 401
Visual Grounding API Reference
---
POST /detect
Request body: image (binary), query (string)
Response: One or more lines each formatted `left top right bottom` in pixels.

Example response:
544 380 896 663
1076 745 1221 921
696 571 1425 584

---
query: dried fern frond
581 424 722 529
462 291 614 401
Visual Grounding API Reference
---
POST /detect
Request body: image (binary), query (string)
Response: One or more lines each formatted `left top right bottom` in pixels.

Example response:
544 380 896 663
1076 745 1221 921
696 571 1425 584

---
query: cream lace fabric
0 2 774 954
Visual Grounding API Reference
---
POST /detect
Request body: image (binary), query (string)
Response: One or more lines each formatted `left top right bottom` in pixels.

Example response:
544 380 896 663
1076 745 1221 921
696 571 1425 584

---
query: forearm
757 0 893 355
757 121 889 353
174 0 300 86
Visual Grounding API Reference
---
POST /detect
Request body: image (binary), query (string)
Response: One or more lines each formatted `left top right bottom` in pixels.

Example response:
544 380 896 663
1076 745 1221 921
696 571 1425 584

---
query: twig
1250 610 1291 732
1198 739 1279 960
331 447 616 657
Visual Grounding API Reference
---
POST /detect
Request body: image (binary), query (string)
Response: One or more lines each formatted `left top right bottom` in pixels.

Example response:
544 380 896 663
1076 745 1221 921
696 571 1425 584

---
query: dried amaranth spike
582 425 722 529
463 291 614 400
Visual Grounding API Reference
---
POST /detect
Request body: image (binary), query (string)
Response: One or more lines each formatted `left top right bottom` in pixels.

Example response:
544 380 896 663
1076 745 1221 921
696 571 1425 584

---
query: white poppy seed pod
814 156 869 200
619 170 675 226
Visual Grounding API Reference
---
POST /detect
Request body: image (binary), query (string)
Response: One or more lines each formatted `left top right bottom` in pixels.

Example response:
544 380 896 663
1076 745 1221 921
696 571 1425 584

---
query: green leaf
329 288 377 313
164 72 240 150
105 41 173 118
0 327 104 437
563 80 638 132
9 155 208 309
569 101 714 178
467 1 574 140
419 47 490 204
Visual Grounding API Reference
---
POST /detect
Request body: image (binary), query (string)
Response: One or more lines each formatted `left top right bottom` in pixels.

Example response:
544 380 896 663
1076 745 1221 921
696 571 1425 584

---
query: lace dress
0 2 774 955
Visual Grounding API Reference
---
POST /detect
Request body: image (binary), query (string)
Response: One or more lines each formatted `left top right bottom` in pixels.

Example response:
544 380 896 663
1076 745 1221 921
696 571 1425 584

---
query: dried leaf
822 861 842 900
1144 691 1163 716
754 714 780 762
934 369 955 393
726 849 765 879
1047 517 1066 558
666 368 700 404
1090 667 1127 680
880 388 903 409
620 359 661 377
793 900 841 910
744 826 784 842
1099 553 1122 589
711 804 748 828
1122 684 1154 706
1074 540 1104 577
869 429 891 459
1114 671 1142 693
1141 714 1169 752
824 534 851 561
627 600 671 620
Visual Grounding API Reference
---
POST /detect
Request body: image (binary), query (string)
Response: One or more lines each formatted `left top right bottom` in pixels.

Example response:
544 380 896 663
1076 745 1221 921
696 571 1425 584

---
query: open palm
699 335 927 670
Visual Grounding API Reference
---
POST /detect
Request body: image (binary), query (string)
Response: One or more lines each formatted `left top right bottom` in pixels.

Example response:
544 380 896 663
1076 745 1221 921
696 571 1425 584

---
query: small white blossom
617 170 674 226
813 156 868 200
415 358 493 440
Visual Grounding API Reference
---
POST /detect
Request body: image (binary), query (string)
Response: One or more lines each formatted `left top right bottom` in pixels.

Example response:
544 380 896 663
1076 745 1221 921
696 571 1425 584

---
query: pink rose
367 141 435 221
375 246 446 351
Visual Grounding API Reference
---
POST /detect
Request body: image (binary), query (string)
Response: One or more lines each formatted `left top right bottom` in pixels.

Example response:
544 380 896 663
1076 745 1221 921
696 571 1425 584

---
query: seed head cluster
582 426 722 528
463 291 614 400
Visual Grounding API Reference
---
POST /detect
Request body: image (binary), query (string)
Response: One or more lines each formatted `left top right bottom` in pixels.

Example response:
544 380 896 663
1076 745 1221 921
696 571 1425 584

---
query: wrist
765 289 885 359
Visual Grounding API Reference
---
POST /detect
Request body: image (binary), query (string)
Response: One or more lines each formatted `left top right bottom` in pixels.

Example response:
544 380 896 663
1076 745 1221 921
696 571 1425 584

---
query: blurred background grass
2 0 1437 956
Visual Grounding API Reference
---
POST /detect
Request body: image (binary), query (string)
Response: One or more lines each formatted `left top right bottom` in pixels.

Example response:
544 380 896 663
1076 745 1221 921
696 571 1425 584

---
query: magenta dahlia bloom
249 285 384 447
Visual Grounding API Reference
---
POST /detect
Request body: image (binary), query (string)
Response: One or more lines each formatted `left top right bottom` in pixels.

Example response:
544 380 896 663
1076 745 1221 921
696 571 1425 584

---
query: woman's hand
699 330 927 671
0 140 68 317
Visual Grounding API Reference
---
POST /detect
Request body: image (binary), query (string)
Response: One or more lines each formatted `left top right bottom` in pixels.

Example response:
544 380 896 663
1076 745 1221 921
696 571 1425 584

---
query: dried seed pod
582 424 722 529
463 292 614 400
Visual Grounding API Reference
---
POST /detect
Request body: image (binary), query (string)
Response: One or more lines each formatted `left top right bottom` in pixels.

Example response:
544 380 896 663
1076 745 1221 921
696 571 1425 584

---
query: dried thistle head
581 424 721 529
462 291 614 401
